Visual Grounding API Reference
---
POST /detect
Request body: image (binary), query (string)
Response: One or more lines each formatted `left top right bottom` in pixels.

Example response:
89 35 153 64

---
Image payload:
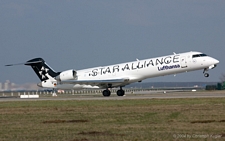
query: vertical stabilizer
25 58 60 81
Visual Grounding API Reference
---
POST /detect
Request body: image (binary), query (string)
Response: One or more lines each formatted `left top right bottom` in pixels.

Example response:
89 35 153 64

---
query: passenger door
180 56 187 68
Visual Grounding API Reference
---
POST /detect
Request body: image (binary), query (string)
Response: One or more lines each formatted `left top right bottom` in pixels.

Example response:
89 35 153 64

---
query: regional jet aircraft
6 51 219 96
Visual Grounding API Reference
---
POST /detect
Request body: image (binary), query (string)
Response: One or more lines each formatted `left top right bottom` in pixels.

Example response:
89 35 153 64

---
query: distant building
2 80 13 91
0 83 2 91
4 80 11 90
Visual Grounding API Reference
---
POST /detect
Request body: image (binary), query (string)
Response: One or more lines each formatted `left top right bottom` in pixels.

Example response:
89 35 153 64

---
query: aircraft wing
60 78 130 88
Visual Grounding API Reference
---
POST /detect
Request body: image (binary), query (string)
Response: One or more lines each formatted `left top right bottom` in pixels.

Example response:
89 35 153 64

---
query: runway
0 90 225 101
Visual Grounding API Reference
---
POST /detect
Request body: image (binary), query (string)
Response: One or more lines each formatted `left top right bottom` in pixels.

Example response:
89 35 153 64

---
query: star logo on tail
39 66 49 79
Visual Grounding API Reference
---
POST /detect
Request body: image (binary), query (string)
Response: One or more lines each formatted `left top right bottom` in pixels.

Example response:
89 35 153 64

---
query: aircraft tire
204 73 209 77
102 90 111 97
117 89 125 96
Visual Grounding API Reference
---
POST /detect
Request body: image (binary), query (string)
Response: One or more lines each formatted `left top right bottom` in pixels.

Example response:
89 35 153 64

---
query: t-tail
6 58 77 88
24 58 60 81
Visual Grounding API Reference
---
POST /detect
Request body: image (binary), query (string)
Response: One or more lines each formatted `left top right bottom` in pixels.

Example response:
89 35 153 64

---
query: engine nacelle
55 69 77 81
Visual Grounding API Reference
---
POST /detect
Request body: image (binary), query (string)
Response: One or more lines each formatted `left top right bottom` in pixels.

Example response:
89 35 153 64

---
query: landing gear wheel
204 73 209 77
102 90 111 97
117 89 125 96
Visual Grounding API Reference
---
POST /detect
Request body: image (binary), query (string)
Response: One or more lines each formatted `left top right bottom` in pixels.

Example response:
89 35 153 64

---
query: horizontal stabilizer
5 59 42 66
25 60 43 65
5 62 25 66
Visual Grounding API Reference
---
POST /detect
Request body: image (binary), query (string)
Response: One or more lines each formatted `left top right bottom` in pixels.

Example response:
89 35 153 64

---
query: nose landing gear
204 73 209 77
203 68 209 77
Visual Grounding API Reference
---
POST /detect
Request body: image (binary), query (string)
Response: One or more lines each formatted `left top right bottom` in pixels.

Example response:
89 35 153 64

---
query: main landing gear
102 89 111 97
117 87 125 96
102 86 125 97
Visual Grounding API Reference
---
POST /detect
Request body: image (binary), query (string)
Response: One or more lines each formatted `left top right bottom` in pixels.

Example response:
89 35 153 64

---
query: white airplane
6 51 219 96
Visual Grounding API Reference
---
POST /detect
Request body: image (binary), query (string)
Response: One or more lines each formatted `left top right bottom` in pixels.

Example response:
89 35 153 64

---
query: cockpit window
200 54 207 57
192 54 200 58
192 54 207 58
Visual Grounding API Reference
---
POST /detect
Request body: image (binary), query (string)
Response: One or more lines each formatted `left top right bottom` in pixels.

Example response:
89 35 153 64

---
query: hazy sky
0 0 225 84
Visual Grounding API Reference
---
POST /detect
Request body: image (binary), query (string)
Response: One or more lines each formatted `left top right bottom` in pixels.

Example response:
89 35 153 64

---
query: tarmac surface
0 90 225 101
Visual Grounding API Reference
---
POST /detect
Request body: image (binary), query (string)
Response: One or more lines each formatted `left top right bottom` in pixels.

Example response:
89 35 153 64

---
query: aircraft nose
213 59 219 64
